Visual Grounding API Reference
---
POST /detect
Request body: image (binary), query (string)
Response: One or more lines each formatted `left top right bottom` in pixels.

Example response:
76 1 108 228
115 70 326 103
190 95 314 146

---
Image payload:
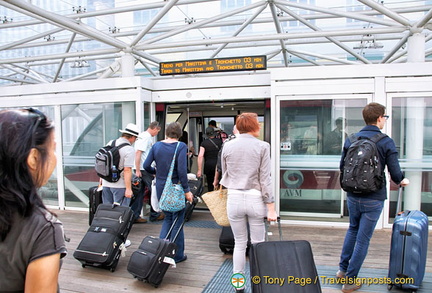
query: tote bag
150 178 161 213
159 143 186 212
202 186 229 226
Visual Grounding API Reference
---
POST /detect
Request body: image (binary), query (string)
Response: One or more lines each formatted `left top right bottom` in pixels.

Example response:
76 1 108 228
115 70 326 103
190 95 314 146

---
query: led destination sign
159 55 267 75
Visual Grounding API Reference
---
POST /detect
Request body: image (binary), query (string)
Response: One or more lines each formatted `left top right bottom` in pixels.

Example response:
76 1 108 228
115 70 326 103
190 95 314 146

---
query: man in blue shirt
337 102 410 293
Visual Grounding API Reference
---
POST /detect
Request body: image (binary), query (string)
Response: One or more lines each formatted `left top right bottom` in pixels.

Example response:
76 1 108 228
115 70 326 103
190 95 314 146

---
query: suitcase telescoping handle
112 196 126 208
165 214 187 243
264 217 282 241
395 186 404 217
395 172 405 217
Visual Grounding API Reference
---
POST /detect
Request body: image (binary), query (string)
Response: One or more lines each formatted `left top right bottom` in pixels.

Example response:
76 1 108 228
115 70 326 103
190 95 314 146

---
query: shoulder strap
369 132 387 143
110 142 130 173
167 142 180 180
208 138 219 150
348 133 357 144
109 140 129 149
348 132 387 144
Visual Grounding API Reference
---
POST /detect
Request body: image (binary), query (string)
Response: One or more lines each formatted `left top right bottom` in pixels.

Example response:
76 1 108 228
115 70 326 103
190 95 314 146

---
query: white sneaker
125 239 131 248
336 270 346 278
342 283 361 293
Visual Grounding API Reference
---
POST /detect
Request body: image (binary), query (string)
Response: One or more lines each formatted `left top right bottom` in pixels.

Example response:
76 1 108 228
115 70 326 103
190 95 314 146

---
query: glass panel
0 106 58 206
143 102 151 129
32 107 58 206
205 117 235 136
279 98 367 216
62 102 135 208
391 97 432 220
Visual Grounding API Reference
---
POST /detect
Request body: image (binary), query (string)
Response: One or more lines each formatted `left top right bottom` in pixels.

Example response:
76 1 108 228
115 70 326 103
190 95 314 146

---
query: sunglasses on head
26 108 47 146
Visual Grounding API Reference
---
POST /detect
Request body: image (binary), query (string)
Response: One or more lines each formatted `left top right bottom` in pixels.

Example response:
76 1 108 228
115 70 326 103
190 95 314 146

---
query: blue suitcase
388 188 429 292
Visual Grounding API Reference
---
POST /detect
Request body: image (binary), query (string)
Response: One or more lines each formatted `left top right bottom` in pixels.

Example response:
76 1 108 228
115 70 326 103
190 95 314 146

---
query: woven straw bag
202 186 230 226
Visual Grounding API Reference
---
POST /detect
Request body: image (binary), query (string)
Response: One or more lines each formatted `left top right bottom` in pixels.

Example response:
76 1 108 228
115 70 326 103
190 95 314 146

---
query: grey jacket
220 133 274 204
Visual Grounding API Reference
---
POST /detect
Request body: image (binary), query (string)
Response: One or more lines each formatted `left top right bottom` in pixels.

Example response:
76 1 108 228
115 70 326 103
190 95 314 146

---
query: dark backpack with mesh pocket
340 133 387 194
95 140 129 182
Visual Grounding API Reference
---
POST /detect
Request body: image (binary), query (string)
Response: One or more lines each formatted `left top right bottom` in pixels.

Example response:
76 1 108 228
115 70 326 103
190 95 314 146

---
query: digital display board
159 55 267 75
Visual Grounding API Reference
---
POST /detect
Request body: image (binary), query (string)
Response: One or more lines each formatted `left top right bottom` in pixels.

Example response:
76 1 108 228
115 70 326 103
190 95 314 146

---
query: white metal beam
130 0 180 47
269 2 290 67
381 32 410 64
210 3 268 58
0 64 48 83
135 26 407 51
276 4 370 64
5 0 129 49
274 0 399 27
0 48 119 64
53 33 76 82
0 27 64 51
139 1 267 45
357 0 411 27
414 8 432 29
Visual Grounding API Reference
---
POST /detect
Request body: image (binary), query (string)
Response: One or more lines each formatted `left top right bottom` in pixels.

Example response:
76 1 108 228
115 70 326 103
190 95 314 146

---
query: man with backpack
208 119 229 142
337 103 409 293
100 123 139 208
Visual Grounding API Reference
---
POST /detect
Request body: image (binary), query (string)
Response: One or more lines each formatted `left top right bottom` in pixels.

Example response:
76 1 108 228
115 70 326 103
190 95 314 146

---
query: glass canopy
0 0 431 86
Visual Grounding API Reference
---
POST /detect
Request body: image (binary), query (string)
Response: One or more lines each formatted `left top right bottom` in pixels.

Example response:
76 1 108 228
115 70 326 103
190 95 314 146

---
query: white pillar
120 51 136 128
404 32 425 211
121 52 135 77
404 98 424 211
407 32 425 62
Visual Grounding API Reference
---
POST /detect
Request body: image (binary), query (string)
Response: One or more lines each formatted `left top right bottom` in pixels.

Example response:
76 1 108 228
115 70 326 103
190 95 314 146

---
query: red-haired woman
220 112 277 292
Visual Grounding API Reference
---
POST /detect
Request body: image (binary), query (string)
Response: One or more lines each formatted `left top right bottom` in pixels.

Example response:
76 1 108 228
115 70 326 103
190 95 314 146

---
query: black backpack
340 133 387 194
95 140 129 182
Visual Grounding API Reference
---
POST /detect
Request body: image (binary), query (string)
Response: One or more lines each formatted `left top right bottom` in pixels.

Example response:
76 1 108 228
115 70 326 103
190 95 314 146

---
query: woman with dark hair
144 122 193 263
220 112 277 292
0 108 67 292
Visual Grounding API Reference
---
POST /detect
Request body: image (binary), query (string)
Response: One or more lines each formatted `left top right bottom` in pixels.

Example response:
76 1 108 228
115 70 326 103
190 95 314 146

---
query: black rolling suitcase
127 215 186 287
249 218 322 293
74 202 134 272
388 187 429 292
219 225 251 254
88 185 103 225
184 177 203 222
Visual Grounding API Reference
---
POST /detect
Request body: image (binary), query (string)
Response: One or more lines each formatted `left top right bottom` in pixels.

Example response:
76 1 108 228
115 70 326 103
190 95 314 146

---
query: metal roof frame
0 0 431 86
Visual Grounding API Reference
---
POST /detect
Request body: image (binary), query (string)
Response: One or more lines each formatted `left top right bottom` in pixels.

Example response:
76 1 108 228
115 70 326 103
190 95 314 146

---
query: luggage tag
163 256 176 268
119 242 127 257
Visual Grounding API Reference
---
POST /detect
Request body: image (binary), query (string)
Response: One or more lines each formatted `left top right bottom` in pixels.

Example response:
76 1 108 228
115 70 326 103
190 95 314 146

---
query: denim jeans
102 187 131 207
339 196 384 279
130 170 160 221
227 189 267 274
159 208 186 262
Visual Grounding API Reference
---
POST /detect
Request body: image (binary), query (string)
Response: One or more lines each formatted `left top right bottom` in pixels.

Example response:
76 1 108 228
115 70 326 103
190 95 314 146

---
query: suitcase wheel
219 245 231 254
110 267 115 273
387 284 393 291
81 264 86 268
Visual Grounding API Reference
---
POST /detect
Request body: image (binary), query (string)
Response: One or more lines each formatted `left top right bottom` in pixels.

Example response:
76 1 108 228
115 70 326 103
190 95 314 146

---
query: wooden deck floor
56 209 432 293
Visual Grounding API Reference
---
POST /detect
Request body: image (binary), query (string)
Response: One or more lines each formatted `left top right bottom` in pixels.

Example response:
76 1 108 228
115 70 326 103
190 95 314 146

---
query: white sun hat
119 123 139 137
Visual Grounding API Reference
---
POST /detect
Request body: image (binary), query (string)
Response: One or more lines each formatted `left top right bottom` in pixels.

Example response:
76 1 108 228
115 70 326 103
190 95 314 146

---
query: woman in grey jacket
220 112 277 292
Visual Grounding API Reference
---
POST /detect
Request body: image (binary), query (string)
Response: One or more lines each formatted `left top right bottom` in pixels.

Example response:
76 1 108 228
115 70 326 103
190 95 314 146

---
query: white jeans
227 189 267 274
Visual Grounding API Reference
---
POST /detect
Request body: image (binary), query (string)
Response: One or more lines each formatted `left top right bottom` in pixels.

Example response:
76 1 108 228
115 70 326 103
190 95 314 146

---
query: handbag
150 178 161 213
159 142 186 212
201 185 230 226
